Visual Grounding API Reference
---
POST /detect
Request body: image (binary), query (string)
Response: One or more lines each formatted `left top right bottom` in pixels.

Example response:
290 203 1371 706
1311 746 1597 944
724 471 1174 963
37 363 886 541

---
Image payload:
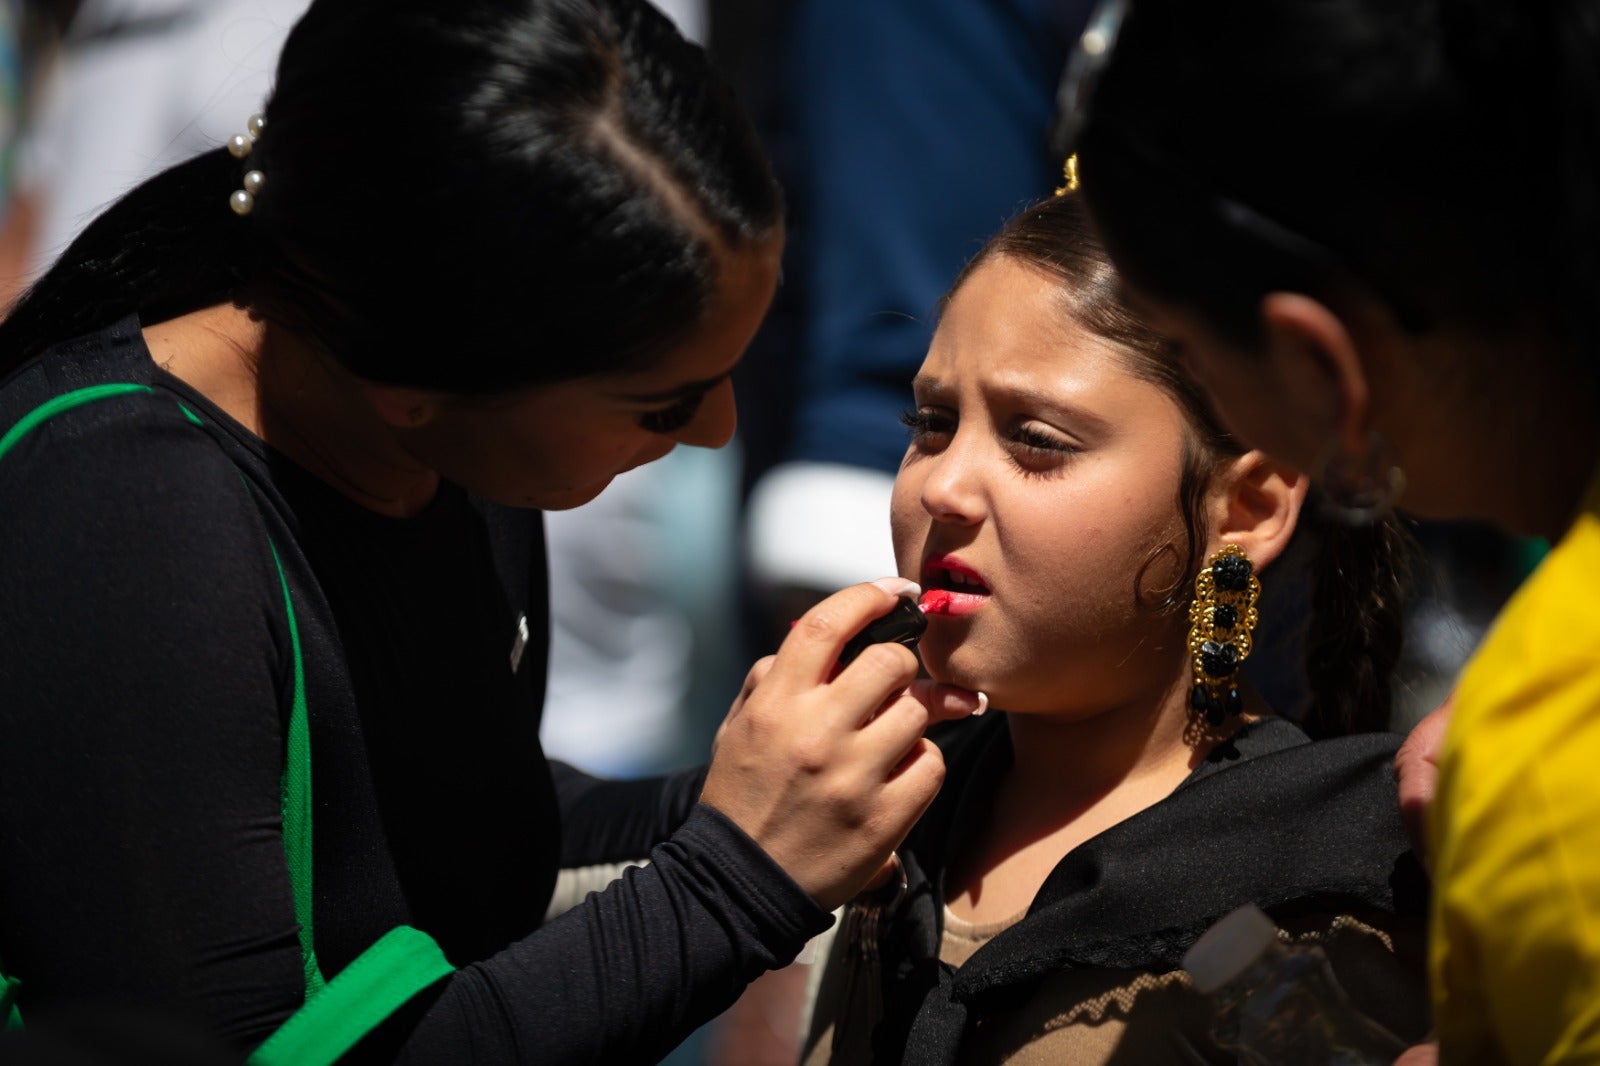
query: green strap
1 383 454 1053
267 538 325 997
0 383 153 461
247 926 453 1066
2 974 20 1031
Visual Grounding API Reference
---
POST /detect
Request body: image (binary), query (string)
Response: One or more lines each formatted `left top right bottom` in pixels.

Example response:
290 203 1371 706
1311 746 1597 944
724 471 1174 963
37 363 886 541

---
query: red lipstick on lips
919 556 991 617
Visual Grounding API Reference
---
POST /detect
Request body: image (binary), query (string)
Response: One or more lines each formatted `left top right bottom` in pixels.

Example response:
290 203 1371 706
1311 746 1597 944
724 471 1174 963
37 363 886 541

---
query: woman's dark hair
954 193 1407 737
0 0 782 391
1076 0 1600 391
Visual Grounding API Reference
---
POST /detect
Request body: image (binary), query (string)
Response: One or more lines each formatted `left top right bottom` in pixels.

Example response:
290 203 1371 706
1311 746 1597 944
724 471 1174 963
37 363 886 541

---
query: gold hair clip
1054 154 1080 197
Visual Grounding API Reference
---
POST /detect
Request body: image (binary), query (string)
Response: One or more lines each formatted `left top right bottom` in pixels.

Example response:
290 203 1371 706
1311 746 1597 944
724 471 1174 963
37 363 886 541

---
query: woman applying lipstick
801 190 1428 1065
0 0 984 1060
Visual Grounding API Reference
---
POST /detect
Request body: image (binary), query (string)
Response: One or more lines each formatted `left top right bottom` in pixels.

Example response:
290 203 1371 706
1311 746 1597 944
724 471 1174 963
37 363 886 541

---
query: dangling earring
1320 430 1406 526
1188 545 1261 727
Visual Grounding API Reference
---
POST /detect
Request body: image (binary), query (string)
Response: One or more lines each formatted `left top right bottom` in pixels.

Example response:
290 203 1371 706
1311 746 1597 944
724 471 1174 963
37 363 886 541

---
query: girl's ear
355 380 443 429
1207 450 1309 571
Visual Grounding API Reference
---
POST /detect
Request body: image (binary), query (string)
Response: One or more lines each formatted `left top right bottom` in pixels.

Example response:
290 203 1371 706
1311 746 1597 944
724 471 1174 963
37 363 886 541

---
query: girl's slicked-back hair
0 0 782 391
950 191 1242 616
961 193 1407 737
1077 0 1600 391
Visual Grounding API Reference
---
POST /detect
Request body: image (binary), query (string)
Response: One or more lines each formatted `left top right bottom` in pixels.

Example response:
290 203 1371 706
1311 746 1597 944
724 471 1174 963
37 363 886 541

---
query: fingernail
974 691 989 717
872 576 922 599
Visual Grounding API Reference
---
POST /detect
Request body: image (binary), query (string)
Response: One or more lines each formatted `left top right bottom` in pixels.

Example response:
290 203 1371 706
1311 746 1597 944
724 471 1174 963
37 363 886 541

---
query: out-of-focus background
0 1 1542 1062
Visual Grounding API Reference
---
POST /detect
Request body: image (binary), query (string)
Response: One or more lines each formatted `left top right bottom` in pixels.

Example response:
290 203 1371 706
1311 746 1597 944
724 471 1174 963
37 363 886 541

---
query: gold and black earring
1187 545 1261 726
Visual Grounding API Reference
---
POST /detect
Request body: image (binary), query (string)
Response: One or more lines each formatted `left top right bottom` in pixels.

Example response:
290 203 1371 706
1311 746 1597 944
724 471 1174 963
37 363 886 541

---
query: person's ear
1206 449 1309 572
356 381 443 429
1259 292 1370 461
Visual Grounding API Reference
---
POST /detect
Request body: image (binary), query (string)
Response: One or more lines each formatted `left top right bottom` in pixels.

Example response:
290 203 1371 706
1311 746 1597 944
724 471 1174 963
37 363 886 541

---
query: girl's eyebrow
912 374 1113 434
990 383 1113 434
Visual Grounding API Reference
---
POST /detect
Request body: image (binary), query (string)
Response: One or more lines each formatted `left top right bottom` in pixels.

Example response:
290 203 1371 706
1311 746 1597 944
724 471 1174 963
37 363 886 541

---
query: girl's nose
918 435 985 526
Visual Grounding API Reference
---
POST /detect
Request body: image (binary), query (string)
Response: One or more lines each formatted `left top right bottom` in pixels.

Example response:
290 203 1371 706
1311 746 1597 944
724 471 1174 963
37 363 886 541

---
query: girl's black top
857 714 1431 1065
0 316 830 1062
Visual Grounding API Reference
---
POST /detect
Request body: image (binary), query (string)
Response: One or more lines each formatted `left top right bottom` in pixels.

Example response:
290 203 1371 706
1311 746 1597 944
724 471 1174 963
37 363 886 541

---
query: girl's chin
918 647 995 699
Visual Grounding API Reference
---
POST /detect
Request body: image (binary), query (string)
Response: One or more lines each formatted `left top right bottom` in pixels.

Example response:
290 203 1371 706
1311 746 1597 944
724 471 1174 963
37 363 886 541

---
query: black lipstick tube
838 596 928 666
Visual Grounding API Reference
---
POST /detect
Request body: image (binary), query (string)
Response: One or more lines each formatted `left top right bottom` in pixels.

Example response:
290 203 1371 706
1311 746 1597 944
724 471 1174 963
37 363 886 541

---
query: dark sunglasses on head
1051 0 1128 161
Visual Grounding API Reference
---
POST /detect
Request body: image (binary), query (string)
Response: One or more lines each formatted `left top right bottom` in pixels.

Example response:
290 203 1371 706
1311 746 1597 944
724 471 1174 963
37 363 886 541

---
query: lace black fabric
878 715 1430 1065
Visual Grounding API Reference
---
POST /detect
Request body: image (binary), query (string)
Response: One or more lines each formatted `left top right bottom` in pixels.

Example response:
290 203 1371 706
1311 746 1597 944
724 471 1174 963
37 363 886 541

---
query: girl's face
891 255 1202 717
391 235 782 510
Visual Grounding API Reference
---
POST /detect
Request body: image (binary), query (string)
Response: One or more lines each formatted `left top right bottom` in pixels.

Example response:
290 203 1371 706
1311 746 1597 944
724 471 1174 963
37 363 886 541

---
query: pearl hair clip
227 113 267 216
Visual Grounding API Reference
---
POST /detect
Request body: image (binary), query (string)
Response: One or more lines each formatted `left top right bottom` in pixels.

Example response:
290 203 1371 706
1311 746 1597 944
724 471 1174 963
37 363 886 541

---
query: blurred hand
1396 693 1454 867
1394 1041 1438 1065
702 577 982 911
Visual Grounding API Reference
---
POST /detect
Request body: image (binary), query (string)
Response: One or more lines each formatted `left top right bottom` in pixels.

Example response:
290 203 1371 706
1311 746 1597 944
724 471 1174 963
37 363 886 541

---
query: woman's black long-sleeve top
0 317 830 1062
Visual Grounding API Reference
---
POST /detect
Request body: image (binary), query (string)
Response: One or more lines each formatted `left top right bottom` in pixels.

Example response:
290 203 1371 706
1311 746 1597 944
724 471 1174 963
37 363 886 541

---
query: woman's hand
1396 693 1454 868
1393 1040 1438 1065
701 577 983 912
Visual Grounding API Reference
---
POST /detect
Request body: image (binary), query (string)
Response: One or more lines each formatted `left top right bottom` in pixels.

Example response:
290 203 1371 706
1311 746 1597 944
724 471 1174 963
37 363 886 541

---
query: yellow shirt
1432 471 1600 1065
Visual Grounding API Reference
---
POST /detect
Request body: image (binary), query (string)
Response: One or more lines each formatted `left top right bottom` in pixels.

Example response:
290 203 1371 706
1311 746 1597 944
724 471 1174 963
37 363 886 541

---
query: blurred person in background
0 0 31 294
0 0 71 306
16 0 310 282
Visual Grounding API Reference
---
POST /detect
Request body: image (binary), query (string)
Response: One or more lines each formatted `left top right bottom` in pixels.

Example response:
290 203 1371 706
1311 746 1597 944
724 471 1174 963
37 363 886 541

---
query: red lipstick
919 556 991 617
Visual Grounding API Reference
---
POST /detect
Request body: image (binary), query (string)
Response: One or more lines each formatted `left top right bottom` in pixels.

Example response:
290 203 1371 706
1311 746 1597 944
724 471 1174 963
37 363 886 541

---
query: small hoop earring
1320 430 1406 526
1187 545 1261 727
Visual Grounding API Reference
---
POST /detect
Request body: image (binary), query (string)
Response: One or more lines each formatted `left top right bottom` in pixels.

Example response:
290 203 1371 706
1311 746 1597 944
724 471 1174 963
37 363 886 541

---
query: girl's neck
947 666 1232 925
144 302 441 517
1005 681 1200 805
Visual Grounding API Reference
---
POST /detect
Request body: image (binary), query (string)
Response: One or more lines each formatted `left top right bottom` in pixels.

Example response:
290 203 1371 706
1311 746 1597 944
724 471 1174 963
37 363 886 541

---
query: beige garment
938 906 1221 1066
803 907 1428 1066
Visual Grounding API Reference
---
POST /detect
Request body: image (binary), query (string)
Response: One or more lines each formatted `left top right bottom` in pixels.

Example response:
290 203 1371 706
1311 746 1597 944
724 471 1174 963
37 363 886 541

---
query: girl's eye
1012 425 1073 452
1008 424 1079 473
638 391 706 435
900 407 955 446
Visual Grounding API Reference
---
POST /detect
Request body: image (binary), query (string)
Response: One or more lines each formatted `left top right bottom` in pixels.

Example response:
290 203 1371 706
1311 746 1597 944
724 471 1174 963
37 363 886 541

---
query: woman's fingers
775 577 920 685
1396 693 1453 866
827 641 922 722
700 576 987 911
1393 1042 1438 1066
726 655 777 719
907 678 988 722
880 736 947 819
712 655 777 758
858 685 978 776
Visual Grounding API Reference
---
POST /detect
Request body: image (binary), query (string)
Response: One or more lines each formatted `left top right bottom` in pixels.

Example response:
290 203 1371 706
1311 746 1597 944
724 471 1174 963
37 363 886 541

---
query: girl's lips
918 588 988 617
918 556 992 618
